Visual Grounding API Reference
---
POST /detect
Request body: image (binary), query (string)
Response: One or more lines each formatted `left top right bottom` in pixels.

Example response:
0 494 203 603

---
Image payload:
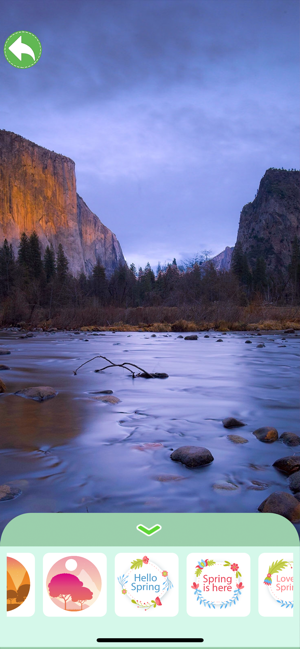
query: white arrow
8 36 35 61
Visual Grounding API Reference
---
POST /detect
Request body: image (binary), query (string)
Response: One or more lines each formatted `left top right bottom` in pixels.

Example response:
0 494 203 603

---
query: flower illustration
231 563 239 572
162 570 168 577
142 556 149 564
196 559 206 570
122 589 127 595
155 597 162 606
236 582 244 590
191 582 199 590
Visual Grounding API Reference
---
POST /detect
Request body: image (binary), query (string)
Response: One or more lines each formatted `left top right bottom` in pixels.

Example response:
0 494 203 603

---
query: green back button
4 31 42 69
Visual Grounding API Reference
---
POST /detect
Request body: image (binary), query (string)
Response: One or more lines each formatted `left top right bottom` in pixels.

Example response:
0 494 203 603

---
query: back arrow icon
8 36 35 61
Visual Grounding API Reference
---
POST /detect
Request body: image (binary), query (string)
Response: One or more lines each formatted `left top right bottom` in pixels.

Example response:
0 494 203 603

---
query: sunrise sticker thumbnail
44 553 106 617
6 554 35 617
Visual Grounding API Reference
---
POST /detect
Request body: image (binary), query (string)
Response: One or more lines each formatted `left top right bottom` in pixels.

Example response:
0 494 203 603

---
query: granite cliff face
236 168 300 272
0 130 125 276
210 246 234 271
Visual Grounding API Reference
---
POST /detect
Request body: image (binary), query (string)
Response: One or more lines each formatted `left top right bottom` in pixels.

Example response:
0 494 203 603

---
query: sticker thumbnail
7 554 35 617
259 553 293 617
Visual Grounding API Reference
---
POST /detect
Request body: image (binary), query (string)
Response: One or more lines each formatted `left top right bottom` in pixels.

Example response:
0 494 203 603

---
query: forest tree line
0 231 299 324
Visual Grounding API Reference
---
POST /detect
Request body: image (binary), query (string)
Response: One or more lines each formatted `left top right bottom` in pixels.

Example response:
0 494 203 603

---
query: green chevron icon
4 31 42 69
137 524 162 536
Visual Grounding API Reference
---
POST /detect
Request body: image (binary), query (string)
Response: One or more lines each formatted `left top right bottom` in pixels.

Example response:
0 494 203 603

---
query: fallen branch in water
73 355 168 378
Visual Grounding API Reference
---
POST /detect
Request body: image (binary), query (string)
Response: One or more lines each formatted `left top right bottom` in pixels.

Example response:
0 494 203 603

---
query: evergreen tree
56 244 69 283
18 232 31 268
288 236 300 297
231 242 252 288
44 245 56 282
129 263 137 276
253 257 267 294
0 239 15 298
92 260 107 302
29 231 43 279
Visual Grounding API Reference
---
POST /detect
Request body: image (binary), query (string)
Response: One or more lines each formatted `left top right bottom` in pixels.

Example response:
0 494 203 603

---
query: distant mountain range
0 129 299 276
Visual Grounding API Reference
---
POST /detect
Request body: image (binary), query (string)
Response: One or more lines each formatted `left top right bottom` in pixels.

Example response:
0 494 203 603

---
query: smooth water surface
0 329 299 534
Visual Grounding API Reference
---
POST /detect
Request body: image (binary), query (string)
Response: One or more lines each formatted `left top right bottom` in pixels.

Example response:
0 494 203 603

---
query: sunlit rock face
0 130 125 276
236 168 300 273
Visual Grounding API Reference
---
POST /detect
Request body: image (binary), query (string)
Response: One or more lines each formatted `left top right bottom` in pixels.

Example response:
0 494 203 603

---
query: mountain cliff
210 246 234 271
0 130 125 276
235 168 300 272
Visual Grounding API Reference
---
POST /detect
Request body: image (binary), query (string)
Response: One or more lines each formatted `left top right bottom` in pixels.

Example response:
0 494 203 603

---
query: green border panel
1 513 298 547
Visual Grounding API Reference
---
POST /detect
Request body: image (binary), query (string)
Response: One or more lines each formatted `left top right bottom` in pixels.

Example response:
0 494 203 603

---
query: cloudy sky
0 0 299 269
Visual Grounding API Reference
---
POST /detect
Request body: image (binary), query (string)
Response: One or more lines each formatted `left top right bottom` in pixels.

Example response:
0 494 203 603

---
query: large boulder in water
0 379 6 393
222 417 245 429
258 491 300 523
253 427 278 443
279 432 300 447
14 386 58 402
170 446 214 468
0 347 11 355
273 455 300 475
289 471 300 494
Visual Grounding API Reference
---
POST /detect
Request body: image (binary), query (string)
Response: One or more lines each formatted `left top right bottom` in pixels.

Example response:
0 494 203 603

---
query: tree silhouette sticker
46 556 101 612
7 557 30 611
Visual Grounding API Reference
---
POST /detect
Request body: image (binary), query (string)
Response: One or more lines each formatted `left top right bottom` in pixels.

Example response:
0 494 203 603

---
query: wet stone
14 386 58 402
151 334 157 337
93 395 121 404
137 372 169 379
245 340 252 344
258 491 300 523
90 390 113 395
0 365 9 371
247 480 269 491
279 432 300 447
227 435 248 444
177 335 183 338
0 484 22 502
273 455 300 475
0 348 11 355
284 329 295 334
170 446 214 468
184 335 198 340
153 474 186 482
0 379 7 393
223 417 245 429
204 335 209 338
216 339 223 342
253 427 278 443
257 343 265 348
213 480 239 491
289 471 300 494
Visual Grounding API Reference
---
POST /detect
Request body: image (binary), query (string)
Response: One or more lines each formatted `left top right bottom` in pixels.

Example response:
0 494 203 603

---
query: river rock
245 340 252 343
0 365 9 370
216 338 223 342
284 328 295 334
273 455 300 475
223 417 245 429
154 474 186 482
14 386 58 402
151 334 156 337
184 335 198 340
137 372 169 379
213 480 238 490
170 446 214 468
257 343 265 348
279 432 300 447
247 480 269 490
177 335 183 338
90 389 113 395
253 427 278 443
0 379 6 393
258 491 300 523
289 471 300 494
295 493 300 502
0 484 22 502
204 335 209 338
0 348 11 355
227 435 248 444
93 395 121 404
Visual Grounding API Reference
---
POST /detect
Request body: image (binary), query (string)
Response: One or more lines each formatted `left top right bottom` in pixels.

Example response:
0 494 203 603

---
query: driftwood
73 355 168 379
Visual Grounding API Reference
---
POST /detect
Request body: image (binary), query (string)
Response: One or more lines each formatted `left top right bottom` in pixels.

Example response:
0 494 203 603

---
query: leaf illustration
236 571 241 578
195 568 202 577
268 559 289 575
223 561 231 566
130 559 144 570
206 560 216 566
131 599 137 604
